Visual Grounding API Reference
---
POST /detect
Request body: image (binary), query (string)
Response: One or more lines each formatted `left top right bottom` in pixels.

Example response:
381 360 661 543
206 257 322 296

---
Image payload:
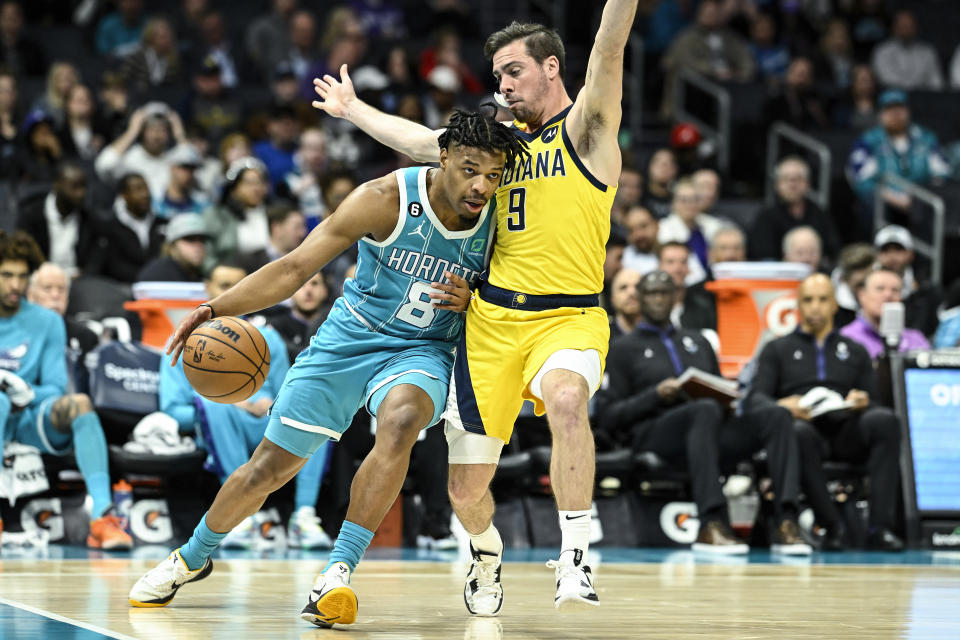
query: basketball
182 316 271 404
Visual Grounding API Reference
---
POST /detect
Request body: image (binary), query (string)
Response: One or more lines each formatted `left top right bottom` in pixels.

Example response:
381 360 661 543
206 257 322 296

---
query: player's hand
312 64 357 119
429 271 471 312
236 397 272 418
845 389 870 411
656 378 683 402
778 395 811 421
167 305 214 365
0 370 35 409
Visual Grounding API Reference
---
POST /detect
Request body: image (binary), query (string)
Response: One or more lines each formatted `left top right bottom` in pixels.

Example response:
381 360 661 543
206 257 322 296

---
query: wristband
198 302 216 318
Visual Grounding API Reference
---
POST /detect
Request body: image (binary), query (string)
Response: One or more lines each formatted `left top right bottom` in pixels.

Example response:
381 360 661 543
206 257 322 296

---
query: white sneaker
547 551 599 609
301 562 358 628
128 549 213 607
463 544 503 616
252 509 286 550
288 509 333 550
417 532 458 550
221 516 258 549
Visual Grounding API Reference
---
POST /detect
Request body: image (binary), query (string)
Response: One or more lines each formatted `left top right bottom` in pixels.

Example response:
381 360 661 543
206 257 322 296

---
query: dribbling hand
167 304 214 366
429 271 471 312
312 64 357 118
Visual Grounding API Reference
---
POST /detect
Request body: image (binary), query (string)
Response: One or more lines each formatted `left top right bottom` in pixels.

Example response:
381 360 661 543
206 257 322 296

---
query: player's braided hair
437 103 530 174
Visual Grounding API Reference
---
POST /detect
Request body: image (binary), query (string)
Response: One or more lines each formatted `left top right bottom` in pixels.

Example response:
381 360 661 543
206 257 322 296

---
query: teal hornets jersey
341 166 495 342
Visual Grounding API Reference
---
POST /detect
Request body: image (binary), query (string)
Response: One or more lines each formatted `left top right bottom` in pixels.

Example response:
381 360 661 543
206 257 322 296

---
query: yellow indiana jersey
488 105 615 296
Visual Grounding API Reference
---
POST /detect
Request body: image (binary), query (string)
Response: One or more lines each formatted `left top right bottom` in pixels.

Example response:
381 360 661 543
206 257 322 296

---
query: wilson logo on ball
204 319 241 343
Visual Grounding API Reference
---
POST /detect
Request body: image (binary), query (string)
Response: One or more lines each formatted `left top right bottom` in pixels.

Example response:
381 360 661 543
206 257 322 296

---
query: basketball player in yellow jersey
313 0 638 613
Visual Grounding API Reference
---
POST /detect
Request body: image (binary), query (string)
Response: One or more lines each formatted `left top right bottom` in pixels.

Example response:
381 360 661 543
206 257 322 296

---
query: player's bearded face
508 66 549 124
0 260 27 313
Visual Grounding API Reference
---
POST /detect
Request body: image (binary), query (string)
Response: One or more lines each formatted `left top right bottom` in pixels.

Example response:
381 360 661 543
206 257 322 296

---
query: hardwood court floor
2 548 960 639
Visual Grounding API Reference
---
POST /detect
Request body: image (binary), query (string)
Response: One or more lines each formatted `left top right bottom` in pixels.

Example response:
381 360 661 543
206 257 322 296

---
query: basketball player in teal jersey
129 108 528 628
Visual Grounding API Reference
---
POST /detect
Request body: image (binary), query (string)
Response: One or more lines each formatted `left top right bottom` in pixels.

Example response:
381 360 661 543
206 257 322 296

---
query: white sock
559 510 591 565
468 522 503 556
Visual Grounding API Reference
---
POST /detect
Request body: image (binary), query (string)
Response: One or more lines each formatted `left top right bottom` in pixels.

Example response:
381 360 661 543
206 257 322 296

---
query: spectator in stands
158 260 332 549
180 56 243 149
240 202 305 273
871 10 943 91
622 205 659 275
121 17 182 94
748 11 789 82
421 65 462 130
708 224 745 266
277 128 327 224
16 109 64 188
30 62 78 128
845 0 889 62
0 70 18 177
318 165 357 214
155 145 208 218
782 225 823 273
763 56 829 132
16 160 96 277
658 178 723 284
831 64 877 130
419 27 483 96
351 0 406 40
138 213 209 282
95 104 191 201
192 10 240 89
93 173 164 284
750 155 839 263
691 168 721 217
661 0 754 118
95 0 147 58
641 148 676 220
602 229 624 313
611 165 642 228
659 241 715 330
174 0 209 59
286 9 319 83
841 267 930 360
847 90 950 213
203 157 269 272
0 1 47 78
813 18 854 90
246 0 297 82
608 268 641 339
260 270 331 362
253 104 301 189
833 242 875 329
596 270 810 555
97 71 131 142
56 84 105 163
873 225 941 337
934 282 960 348
670 122 712 175
0 231 132 549
27 262 99 385
747 273 904 551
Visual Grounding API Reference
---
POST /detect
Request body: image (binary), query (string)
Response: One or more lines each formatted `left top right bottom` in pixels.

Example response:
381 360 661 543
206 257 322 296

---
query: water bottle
112 479 133 533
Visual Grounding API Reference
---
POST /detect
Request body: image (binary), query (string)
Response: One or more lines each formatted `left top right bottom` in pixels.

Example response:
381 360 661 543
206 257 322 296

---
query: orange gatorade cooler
705 262 811 378
124 282 208 349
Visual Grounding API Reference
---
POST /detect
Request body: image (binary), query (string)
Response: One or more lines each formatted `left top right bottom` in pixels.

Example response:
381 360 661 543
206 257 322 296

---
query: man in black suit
595 271 809 555
16 160 98 277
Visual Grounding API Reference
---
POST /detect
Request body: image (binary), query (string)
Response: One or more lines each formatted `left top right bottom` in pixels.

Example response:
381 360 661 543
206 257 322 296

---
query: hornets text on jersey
341 166 496 341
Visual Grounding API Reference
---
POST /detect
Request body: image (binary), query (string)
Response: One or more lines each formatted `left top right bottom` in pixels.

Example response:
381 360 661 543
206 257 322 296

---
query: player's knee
241 450 295 494
50 393 94 433
376 402 430 453
543 380 589 426
447 467 489 507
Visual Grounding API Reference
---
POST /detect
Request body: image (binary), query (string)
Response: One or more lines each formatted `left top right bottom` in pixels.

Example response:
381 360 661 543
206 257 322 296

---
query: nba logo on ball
183 317 271 403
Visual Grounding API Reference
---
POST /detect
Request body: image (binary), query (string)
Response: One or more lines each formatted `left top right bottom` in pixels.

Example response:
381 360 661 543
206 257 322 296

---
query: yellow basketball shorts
445 293 609 444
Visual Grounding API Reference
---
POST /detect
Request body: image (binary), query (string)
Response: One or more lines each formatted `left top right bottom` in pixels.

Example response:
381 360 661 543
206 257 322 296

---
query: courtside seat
496 451 532 480
107 444 207 476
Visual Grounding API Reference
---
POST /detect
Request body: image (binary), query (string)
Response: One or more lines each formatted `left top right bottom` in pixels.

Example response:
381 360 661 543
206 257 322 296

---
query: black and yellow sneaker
300 562 358 628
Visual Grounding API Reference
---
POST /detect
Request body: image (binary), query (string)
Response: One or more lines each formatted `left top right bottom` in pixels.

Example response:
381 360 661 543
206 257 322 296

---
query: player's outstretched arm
313 64 443 163
167 176 401 363
567 0 638 185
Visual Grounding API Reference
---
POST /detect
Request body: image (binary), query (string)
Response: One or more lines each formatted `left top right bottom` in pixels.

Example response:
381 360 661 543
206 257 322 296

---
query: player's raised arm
567 0 638 185
167 176 400 362
313 64 443 163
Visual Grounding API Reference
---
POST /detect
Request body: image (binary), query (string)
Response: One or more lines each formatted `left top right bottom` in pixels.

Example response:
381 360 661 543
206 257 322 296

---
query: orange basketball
182 316 271 404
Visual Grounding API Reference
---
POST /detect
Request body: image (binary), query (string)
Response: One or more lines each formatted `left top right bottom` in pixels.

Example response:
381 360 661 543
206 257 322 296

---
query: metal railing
765 122 832 212
673 69 731 173
627 33 644 150
874 174 945 287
